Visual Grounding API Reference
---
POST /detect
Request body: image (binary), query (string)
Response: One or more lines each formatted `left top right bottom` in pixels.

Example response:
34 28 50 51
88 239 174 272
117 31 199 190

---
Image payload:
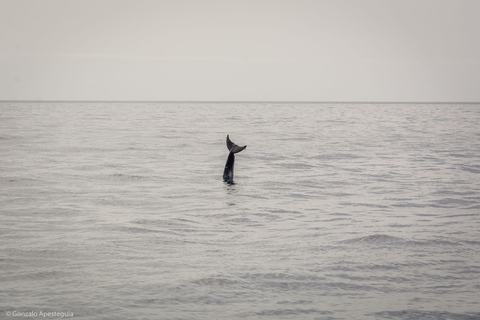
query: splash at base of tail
223 135 246 184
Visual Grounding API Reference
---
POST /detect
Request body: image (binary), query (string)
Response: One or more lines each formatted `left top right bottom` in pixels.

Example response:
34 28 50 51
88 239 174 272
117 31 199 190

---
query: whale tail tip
226 134 247 153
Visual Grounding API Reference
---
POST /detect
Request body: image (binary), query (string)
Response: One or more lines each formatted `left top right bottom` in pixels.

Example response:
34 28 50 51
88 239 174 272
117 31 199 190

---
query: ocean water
1 102 479 320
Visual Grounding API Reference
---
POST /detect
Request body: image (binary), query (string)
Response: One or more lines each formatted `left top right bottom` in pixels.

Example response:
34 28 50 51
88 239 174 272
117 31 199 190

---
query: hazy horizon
2 100 479 104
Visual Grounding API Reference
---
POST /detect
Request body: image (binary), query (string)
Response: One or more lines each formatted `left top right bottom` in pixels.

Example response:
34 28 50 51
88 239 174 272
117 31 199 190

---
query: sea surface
1 102 479 320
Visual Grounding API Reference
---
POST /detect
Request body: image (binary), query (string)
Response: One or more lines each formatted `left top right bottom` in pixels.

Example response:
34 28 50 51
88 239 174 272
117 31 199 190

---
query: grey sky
1 0 479 102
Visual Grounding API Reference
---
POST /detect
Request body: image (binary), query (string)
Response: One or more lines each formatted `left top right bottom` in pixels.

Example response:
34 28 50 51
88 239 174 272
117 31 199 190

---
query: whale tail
223 135 246 183
226 134 247 154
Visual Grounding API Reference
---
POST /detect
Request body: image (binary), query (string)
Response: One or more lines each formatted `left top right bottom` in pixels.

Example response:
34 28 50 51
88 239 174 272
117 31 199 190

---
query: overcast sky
1 0 479 102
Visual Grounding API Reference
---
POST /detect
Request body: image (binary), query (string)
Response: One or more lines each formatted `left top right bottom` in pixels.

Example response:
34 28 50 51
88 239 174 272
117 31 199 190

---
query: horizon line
1 100 479 104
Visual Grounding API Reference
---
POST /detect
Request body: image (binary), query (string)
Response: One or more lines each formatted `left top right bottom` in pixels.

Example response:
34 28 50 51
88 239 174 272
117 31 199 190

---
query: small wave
341 234 402 244
277 162 315 170
312 153 362 160
109 173 149 181
430 197 477 208
407 238 465 247
339 202 391 209
254 308 332 317
112 225 177 235
191 277 240 287
374 310 480 320
1 270 67 282
460 164 480 173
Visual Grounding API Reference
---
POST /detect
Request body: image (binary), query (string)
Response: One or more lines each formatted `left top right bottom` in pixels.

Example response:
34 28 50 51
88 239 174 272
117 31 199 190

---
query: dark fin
226 134 247 154
226 134 234 151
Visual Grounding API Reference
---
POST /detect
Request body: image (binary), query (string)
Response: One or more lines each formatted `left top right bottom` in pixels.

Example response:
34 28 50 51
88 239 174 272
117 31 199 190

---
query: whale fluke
223 135 246 183
226 134 247 154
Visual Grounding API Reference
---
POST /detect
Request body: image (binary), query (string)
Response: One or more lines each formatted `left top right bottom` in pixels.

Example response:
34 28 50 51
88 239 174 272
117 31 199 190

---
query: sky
1 0 479 102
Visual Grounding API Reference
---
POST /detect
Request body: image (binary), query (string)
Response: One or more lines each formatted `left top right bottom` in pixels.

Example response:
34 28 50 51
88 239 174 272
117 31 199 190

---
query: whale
223 135 247 183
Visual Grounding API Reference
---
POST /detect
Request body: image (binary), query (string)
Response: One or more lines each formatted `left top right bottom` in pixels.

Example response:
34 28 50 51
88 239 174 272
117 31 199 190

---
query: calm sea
1 102 479 320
